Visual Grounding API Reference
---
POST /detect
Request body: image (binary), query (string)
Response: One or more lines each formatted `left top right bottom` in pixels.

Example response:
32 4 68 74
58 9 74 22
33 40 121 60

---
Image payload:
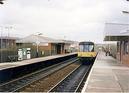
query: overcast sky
0 0 129 43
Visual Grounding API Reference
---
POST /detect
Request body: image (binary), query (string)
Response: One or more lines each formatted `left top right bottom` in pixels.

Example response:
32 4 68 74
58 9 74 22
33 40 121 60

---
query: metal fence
0 48 56 63
0 49 17 62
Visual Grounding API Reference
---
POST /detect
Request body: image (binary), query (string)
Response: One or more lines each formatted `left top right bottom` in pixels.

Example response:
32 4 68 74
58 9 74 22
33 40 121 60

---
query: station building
0 35 77 62
0 34 77 62
0 37 18 62
0 36 17 49
16 35 76 57
104 23 129 66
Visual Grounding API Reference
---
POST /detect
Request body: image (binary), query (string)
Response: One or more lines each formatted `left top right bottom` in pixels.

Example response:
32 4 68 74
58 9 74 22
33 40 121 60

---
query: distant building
0 36 17 49
62 40 79 53
104 23 129 66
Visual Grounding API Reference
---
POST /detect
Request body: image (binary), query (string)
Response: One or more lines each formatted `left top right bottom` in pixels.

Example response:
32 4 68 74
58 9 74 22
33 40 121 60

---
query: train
78 41 97 64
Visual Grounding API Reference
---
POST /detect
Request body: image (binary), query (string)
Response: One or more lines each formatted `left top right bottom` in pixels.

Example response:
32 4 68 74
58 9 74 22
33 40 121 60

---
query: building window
124 41 129 54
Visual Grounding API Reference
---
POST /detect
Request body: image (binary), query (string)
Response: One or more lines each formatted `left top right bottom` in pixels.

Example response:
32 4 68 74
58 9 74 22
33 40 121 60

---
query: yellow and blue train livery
78 41 97 64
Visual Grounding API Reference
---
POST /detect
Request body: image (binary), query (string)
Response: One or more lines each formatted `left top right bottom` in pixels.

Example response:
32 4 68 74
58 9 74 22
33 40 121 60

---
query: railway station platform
82 52 129 92
0 53 76 70
0 53 77 83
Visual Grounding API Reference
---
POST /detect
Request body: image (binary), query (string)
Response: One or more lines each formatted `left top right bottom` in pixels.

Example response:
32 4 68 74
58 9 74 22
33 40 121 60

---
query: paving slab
82 52 129 92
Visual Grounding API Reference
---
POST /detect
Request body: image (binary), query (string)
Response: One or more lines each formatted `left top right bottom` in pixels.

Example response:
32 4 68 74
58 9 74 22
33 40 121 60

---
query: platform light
122 11 129 14
35 32 43 57
0 0 4 4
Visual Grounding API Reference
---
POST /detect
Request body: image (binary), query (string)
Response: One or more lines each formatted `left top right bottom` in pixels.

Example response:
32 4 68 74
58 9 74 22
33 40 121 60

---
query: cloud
0 0 129 43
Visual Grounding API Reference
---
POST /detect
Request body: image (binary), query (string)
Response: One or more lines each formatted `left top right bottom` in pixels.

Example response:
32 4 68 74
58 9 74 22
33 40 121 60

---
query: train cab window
88 45 94 52
84 45 90 52
79 44 94 52
79 45 84 52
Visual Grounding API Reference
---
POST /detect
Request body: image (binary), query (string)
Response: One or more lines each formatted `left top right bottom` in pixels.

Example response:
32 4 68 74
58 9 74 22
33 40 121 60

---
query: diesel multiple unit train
78 41 97 64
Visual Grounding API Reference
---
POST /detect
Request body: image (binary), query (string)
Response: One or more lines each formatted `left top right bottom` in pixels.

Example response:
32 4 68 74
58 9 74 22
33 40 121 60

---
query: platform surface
0 53 76 70
82 52 129 92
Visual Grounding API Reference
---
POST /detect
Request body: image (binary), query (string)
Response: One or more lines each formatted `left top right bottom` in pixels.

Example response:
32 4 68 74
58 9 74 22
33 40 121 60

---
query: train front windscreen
79 44 94 52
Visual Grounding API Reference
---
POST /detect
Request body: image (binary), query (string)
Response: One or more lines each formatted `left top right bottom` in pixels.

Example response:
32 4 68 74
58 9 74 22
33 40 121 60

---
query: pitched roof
0 36 18 40
16 34 63 44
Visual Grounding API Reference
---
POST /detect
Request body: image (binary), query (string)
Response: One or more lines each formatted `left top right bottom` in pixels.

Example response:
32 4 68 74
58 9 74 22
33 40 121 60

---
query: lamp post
36 32 42 57
5 26 12 48
0 26 3 62
122 4 129 62
122 10 129 35
0 26 12 62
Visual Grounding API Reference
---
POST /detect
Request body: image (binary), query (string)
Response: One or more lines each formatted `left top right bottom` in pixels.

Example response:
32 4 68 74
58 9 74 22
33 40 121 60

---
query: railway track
0 57 79 92
49 64 92 92
20 62 80 92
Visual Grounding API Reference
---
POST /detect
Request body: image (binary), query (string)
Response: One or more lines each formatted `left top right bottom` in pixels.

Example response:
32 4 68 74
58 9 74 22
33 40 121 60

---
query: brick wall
117 41 129 66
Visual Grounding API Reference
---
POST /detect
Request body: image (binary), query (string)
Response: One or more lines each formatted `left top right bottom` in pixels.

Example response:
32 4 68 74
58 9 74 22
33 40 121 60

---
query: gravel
20 63 80 92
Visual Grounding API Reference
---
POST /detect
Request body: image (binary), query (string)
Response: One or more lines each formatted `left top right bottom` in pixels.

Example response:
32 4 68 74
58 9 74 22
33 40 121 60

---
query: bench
8 55 18 62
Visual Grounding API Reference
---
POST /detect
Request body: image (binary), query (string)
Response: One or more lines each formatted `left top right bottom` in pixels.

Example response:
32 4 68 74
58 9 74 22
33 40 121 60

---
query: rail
0 57 78 92
49 64 92 92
